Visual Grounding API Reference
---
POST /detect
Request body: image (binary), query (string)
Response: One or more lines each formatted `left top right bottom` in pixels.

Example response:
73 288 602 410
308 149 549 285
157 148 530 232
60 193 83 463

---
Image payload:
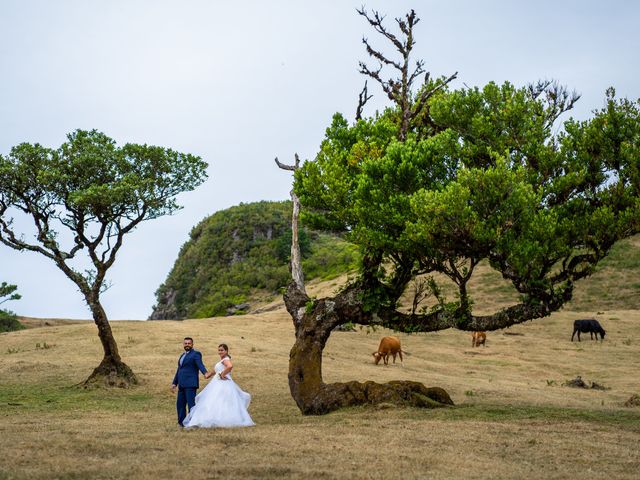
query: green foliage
0 309 24 333
151 201 359 319
0 282 23 332
0 282 21 306
0 130 207 375
0 129 208 301
294 78 640 324
0 130 208 228
302 233 359 280
275 228 312 262
305 298 317 315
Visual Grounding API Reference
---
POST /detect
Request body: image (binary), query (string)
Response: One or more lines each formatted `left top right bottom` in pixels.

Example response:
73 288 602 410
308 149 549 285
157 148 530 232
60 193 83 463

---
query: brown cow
372 336 403 366
471 331 486 347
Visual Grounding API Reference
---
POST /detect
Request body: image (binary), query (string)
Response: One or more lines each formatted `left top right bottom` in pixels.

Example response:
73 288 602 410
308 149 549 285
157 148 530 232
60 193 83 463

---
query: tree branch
275 154 305 293
355 81 373 121
356 7 404 52
528 79 581 130
362 38 403 70
374 294 566 333
413 71 458 119
358 61 396 102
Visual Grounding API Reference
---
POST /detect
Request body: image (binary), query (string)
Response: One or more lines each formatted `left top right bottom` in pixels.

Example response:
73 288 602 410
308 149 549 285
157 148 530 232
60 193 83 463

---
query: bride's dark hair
218 343 230 358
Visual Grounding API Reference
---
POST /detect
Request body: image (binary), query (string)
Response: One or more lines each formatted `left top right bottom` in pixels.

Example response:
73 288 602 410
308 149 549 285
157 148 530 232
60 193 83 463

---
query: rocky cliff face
148 288 179 320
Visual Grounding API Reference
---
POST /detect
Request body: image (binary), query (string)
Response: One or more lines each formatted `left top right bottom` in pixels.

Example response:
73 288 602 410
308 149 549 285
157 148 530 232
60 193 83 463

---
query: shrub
0 309 24 333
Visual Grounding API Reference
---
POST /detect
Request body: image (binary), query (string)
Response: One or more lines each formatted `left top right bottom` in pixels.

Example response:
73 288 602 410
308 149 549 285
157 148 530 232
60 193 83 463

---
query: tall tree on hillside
0 130 208 386
277 8 640 414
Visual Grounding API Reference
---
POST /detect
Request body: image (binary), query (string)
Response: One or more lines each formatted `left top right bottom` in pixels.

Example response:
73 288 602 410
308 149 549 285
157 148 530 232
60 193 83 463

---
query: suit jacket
172 349 207 388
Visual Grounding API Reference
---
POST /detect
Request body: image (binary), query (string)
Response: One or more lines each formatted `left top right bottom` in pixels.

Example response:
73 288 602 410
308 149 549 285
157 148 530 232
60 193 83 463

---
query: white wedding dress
183 356 254 428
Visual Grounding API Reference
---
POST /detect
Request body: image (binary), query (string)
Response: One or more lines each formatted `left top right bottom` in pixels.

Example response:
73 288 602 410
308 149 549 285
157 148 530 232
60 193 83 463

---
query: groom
171 337 209 427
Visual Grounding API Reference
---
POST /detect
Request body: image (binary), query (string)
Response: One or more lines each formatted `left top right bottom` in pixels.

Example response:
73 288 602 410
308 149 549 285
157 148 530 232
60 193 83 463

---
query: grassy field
394 235 640 315
1 291 640 480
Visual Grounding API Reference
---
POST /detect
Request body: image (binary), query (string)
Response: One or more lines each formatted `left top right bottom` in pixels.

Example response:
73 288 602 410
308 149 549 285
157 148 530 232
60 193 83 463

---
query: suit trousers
176 387 197 426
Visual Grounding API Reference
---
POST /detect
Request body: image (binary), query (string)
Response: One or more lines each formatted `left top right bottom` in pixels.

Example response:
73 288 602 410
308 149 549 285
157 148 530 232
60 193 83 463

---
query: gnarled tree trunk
284 280 453 415
83 297 137 388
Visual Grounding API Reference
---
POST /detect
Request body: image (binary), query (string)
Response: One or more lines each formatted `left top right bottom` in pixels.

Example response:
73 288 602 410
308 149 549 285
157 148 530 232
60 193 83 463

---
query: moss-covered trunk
284 282 453 414
288 317 329 413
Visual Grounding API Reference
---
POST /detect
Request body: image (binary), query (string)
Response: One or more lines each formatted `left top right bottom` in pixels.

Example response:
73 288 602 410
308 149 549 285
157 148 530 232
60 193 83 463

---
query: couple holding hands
171 337 254 428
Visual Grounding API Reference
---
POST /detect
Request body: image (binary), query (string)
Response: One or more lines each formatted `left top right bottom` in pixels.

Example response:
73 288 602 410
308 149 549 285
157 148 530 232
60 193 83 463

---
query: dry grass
392 235 640 315
5 238 638 479
2 298 640 479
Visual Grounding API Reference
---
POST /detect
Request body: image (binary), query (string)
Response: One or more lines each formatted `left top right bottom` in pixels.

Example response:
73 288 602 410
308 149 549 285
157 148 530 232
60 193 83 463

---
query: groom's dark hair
184 337 194 342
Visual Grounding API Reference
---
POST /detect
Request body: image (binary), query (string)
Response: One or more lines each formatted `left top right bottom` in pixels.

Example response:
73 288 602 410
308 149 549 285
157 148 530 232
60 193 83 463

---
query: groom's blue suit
173 349 207 426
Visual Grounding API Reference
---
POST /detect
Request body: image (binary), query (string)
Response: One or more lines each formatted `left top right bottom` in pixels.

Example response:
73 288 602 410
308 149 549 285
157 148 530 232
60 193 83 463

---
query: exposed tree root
82 358 138 389
298 380 454 415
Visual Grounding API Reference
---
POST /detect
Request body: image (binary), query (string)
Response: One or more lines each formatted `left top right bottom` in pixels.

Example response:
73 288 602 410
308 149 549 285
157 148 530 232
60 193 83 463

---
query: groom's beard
184 347 192 352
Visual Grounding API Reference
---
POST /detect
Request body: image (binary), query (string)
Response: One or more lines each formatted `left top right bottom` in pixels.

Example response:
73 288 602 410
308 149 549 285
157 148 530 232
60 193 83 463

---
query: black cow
571 319 606 342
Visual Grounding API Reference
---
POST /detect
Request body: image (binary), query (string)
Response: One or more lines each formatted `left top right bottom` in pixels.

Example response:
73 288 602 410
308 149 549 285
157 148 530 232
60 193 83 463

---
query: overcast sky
1 0 639 320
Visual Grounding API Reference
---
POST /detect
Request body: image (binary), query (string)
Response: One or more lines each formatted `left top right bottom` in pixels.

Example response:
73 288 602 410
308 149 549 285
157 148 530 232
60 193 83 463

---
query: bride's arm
219 358 233 379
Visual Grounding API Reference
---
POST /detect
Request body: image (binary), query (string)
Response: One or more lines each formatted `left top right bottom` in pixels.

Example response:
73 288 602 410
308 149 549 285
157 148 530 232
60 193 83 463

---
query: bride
183 343 255 428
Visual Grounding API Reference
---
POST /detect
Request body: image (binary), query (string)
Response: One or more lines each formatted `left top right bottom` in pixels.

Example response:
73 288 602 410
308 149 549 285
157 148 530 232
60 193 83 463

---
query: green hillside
416 234 640 314
506 234 640 311
150 201 359 319
567 234 640 311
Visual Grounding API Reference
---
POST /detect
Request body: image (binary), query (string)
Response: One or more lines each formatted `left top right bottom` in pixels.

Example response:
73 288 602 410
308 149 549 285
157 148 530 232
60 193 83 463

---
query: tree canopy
0 129 208 385
279 8 640 414
295 74 640 333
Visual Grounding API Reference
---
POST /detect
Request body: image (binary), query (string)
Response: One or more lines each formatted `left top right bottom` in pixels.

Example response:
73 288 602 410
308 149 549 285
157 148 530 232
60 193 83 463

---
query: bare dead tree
356 7 457 139
275 154 305 294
